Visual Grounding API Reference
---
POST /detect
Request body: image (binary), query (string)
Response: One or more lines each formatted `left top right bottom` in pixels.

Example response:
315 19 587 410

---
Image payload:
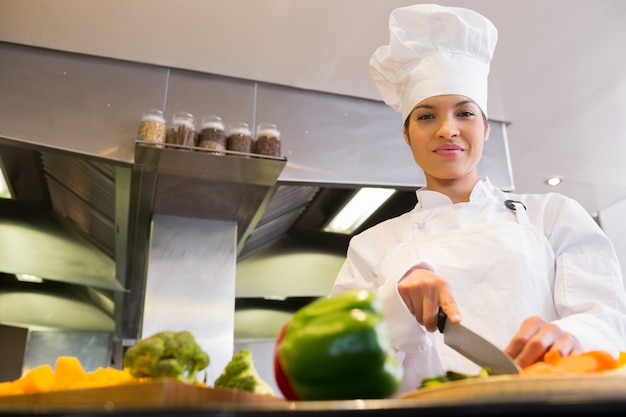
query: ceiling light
0 158 13 199
15 273 44 283
546 176 561 186
324 187 396 235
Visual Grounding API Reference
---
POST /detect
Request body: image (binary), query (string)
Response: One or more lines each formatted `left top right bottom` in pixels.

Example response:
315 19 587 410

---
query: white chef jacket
331 177 626 394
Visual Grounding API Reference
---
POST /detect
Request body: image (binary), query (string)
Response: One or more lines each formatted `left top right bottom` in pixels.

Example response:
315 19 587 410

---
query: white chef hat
370 3 498 123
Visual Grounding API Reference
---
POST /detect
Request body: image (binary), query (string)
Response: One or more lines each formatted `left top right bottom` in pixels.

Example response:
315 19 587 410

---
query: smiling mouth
433 145 464 156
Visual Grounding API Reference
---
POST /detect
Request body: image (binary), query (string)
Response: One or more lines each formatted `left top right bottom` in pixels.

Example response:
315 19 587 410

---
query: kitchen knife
437 308 521 375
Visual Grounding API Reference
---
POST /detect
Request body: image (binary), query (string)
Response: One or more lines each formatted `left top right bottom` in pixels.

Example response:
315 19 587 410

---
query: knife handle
437 308 447 333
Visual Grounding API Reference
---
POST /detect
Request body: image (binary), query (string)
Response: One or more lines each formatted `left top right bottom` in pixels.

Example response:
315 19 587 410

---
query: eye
458 110 475 118
417 113 435 120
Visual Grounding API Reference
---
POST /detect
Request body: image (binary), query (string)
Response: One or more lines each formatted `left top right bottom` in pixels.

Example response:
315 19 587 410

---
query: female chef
330 3 626 393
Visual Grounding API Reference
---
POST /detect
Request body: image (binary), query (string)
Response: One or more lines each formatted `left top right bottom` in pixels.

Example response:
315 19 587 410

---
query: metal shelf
134 141 286 187
132 141 287 242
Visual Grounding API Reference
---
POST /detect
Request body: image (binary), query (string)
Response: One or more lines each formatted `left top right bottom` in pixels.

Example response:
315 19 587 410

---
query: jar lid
172 111 195 128
256 122 280 138
227 121 252 136
142 109 165 123
201 115 224 130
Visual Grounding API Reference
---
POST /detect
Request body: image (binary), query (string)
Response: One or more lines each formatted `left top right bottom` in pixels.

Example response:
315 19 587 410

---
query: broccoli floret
123 330 209 384
214 348 275 396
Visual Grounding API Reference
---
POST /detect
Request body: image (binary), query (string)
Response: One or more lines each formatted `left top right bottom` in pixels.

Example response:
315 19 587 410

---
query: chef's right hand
397 267 461 332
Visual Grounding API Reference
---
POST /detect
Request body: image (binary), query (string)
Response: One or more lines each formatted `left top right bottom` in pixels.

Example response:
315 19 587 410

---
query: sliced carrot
520 361 566 376
557 354 599 373
583 350 618 371
89 367 134 385
520 350 619 377
12 364 55 393
0 358 142 396
543 350 562 366
555 350 617 373
52 356 88 390
0 381 17 396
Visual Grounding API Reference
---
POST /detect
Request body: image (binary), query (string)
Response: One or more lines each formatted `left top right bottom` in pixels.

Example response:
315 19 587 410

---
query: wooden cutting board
399 373 626 404
0 379 284 410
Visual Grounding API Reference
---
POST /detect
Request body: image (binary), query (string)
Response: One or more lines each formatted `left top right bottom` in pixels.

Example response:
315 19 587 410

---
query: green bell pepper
274 289 404 401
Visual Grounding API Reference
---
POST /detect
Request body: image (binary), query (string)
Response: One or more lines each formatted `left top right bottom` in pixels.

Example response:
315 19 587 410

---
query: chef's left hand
504 316 582 368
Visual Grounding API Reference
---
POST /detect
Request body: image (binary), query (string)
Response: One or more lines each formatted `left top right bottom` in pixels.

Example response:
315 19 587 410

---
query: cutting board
399 374 626 404
0 379 284 409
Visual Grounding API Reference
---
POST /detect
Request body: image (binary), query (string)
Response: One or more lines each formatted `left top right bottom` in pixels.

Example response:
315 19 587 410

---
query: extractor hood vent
41 151 116 258
239 184 320 258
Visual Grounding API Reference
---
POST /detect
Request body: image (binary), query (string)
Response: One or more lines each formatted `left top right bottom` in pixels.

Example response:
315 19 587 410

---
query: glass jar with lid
166 111 197 150
255 122 281 157
137 109 166 147
226 121 254 156
197 115 226 155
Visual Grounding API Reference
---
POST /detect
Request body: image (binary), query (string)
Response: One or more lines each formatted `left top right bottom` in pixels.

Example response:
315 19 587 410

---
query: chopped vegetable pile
0 356 136 396
0 329 210 397
520 350 620 376
418 350 626 389
0 330 277 399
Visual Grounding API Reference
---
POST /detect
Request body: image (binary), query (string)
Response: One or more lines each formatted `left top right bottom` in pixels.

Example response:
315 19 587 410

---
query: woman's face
403 95 490 185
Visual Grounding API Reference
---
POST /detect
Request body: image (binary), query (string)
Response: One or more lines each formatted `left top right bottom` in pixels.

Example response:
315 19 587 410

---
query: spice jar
167 111 197 150
197 115 226 155
137 109 166 147
255 122 282 157
226 121 254 155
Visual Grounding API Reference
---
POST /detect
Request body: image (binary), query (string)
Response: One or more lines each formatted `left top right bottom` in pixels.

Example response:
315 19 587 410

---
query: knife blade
437 309 521 375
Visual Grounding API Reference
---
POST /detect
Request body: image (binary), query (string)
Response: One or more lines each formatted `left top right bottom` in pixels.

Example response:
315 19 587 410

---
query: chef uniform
330 4 626 394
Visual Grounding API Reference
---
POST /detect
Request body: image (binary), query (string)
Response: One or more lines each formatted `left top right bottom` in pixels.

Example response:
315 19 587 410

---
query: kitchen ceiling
1 0 624 214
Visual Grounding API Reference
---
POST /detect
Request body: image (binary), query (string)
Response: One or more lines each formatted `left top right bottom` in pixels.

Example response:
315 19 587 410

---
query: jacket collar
415 177 493 210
